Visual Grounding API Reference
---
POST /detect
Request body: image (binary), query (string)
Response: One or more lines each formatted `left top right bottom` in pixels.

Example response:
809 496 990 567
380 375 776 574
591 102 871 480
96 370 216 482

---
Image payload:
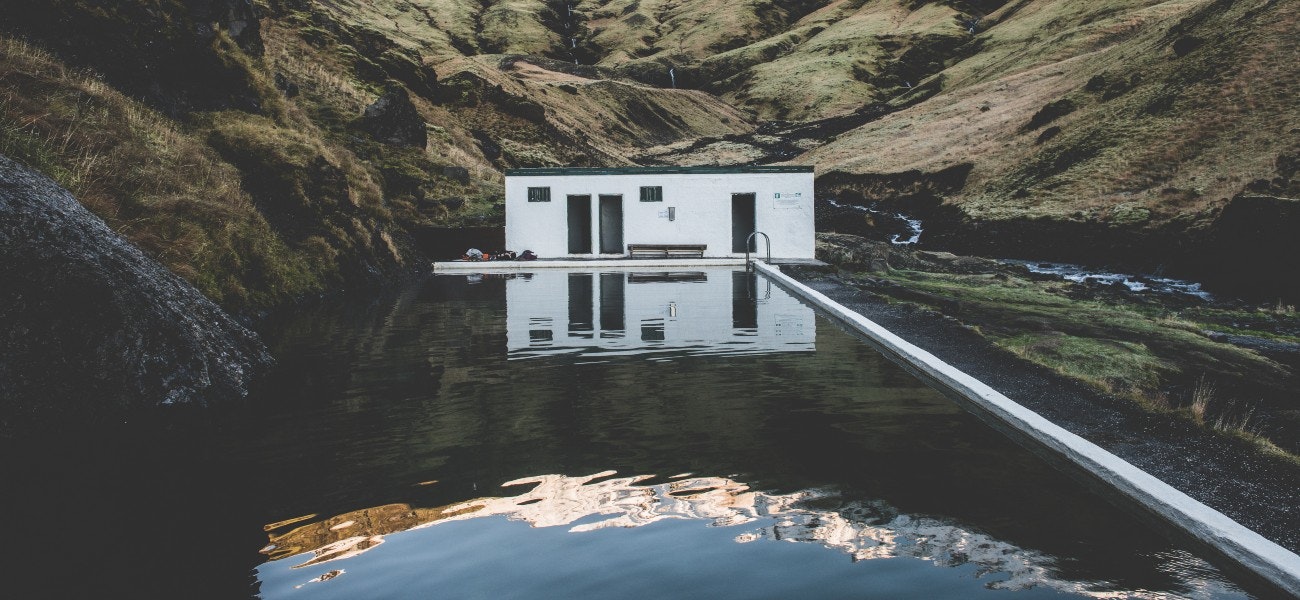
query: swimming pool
249 268 1250 598
0 268 1255 598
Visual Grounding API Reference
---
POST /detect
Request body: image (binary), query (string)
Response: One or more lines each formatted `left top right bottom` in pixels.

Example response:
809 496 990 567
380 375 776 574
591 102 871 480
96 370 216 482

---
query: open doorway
599 194 624 254
567 195 592 254
731 193 756 253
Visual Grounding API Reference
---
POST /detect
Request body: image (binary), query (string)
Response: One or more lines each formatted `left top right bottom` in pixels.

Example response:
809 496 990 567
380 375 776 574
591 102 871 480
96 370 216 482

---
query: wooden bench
627 244 707 258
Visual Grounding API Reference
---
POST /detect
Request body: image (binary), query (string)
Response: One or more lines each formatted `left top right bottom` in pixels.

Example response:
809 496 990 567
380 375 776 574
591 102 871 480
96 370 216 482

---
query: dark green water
0 269 1251 598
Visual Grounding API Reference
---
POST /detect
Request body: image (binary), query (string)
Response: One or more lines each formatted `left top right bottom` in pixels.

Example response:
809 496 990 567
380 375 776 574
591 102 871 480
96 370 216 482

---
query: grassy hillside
578 0 987 121
2 0 1296 305
801 0 1298 263
0 0 758 311
0 38 326 309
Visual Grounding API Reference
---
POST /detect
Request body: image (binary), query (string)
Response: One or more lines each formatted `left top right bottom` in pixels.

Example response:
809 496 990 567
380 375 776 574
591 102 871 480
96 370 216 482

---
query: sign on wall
773 192 803 210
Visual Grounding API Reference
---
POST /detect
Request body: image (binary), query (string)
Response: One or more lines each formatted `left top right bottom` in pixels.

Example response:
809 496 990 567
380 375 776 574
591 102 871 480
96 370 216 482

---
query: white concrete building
504 166 815 259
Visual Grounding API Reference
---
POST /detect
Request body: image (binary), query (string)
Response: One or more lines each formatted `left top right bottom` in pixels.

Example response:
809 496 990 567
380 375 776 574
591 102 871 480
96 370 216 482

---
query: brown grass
797 0 1299 230
1188 374 1214 425
0 36 319 309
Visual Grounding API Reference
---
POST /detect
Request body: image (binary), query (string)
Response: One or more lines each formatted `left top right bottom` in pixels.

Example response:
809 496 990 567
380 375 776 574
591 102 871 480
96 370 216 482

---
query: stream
1000 259 1214 300
824 198 923 245
823 198 1213 300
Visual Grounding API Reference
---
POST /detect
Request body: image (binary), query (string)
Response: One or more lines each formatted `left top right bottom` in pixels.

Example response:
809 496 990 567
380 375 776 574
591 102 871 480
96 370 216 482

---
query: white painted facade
504 167 815 259
505 268 815 360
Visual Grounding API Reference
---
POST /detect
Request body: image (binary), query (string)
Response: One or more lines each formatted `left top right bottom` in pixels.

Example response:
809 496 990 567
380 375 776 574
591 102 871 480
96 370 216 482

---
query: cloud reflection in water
261 471 1237 598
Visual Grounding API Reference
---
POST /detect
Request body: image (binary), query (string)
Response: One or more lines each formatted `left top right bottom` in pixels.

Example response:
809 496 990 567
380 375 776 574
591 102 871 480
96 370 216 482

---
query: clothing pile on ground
460 248 535 261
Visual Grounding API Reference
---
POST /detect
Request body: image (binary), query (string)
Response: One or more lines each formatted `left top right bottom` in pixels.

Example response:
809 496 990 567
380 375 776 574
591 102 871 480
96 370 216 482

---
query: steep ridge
577 0 1002 121
798 0 1300 296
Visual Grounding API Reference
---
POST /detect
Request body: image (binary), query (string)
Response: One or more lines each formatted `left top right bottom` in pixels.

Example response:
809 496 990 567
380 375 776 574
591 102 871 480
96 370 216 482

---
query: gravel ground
786 267 1300 554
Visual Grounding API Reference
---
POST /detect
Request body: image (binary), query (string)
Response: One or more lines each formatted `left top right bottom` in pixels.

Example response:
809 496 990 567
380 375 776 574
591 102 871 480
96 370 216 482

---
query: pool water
0 269 1253 598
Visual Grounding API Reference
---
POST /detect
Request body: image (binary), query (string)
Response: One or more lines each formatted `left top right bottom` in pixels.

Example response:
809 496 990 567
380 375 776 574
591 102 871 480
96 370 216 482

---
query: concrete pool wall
750 261 1300 597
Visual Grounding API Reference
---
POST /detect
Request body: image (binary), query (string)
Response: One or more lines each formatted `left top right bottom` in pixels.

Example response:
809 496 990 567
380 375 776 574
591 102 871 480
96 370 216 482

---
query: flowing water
999 259 1213 300
821 198 1215 299
1 268 1254 598
824 198 923 245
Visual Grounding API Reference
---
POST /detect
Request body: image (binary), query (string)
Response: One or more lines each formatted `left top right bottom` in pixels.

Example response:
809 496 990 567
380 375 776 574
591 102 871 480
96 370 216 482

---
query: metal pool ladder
745 231 771 270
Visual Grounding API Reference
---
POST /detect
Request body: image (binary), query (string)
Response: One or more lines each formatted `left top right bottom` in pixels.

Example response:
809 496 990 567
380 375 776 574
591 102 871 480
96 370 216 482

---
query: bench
627 244 707 258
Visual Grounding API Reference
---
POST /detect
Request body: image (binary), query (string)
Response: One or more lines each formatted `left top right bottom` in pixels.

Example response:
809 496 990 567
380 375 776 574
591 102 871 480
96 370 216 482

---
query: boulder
816 232 895 272
442 166 471 184
0 155 272 432
362 86 428 148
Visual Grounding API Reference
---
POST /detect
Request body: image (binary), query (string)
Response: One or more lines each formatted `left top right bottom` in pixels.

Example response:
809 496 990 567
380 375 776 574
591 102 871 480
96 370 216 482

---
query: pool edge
751 260 1300 598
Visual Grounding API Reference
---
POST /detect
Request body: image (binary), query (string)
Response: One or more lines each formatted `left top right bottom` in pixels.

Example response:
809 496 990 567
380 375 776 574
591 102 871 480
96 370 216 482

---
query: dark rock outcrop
815 232 1001 274
0 0 268 115
0 155 272 432
362 86 428 148
817 163 975 208
1197 192 1300 301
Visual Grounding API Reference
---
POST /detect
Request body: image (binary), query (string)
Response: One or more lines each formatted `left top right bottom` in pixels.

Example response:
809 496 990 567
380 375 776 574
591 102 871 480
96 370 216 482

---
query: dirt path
786 266 1300 554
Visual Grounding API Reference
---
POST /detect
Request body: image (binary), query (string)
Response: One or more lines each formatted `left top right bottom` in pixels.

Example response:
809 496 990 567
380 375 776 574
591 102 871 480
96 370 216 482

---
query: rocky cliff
0 155 271 433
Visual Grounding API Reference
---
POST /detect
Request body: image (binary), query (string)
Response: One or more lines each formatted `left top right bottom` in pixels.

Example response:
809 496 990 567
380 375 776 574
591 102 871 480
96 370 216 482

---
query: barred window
639 186 663 202
527 187 551 202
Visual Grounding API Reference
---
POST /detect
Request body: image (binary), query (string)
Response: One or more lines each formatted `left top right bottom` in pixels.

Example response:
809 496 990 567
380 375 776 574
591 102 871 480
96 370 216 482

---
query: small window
639 186 663 202
527 187 551 202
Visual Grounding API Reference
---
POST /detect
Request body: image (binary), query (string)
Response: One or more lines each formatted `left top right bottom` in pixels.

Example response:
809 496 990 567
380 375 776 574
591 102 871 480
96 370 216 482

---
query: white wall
505 171 815 258
505 268 815 359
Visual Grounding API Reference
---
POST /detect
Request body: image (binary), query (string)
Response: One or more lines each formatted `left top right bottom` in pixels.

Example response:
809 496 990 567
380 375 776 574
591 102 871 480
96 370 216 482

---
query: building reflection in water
505 269 815 360
259 471 1238 598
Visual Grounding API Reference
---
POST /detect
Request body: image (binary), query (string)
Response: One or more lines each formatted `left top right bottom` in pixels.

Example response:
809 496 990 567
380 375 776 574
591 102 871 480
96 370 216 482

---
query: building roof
505 165 814 177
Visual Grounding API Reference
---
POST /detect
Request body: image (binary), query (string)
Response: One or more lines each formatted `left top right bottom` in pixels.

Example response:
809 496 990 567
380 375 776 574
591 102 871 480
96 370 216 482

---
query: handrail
744 231 771 269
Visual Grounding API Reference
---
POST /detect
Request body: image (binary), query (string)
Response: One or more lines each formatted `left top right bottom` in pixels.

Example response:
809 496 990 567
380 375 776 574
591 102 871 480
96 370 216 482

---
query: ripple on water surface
256 471 1247 599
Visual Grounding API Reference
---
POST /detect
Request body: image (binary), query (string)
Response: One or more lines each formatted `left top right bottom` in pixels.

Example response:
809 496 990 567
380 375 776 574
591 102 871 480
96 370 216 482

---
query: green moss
1180 305 1300 344
875 270 1287 393
999 332 1168 393
1108 201 1151 225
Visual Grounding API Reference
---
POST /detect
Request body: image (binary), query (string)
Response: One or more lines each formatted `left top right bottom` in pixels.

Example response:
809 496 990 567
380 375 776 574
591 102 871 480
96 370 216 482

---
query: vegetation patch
835 257 1299 459
1000 333 1168 395
0 37 317 309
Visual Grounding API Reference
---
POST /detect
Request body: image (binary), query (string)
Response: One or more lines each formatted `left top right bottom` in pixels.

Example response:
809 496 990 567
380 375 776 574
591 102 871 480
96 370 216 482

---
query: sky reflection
259 471 1242 599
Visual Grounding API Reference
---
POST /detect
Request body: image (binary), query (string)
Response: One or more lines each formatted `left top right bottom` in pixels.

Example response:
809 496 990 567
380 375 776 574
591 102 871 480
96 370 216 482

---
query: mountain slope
1 0 1296 302
0 0 758 309
799 0 1299 294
